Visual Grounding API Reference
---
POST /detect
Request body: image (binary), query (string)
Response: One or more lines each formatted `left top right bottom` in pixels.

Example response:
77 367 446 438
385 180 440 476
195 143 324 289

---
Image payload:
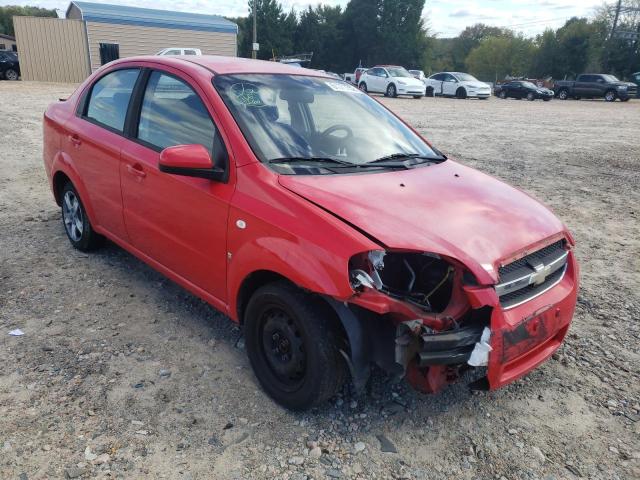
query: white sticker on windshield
325 81 362 93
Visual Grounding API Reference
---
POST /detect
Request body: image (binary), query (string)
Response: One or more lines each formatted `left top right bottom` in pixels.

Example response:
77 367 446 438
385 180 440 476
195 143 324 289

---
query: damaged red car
43 56 579 410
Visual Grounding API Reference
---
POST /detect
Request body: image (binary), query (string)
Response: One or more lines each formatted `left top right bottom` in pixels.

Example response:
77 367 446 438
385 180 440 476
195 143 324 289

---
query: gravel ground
1 82 639 480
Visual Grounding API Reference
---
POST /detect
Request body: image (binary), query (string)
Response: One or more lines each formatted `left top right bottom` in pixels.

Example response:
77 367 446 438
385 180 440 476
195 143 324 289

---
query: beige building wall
85 22 237 71
13 16 91 83
0 36 17 51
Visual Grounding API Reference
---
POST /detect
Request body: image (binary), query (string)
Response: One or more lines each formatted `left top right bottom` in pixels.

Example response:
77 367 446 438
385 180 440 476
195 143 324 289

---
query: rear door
65 67 140 241
428 73 444 95
120 67 233 301
574 75 592 96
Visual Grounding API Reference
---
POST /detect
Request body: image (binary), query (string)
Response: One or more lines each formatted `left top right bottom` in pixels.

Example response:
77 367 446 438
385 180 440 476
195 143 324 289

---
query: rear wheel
4 68 18 81
61 182 103 251
358 82 367 93
386 83 397 98
604 90 617 102
244 282 348 411
620 97 630 102
413 95 422 99
426 87 434 97
498 90 507 99
526 92 535 101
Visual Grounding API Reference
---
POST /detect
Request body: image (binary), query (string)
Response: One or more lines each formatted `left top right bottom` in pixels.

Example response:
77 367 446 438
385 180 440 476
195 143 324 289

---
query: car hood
395 77 424 87
278 160 565 283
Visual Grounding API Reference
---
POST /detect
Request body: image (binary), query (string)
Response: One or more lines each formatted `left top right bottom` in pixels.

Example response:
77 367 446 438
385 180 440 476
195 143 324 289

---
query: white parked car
156 48 202 56
358 65 426 98
425 72 491 99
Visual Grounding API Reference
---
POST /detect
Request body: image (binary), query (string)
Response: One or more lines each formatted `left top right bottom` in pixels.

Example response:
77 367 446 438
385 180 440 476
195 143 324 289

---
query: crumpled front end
336 236 579 394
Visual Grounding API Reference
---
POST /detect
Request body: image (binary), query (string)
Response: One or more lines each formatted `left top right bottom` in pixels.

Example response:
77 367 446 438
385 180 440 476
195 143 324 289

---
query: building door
99 43 119 65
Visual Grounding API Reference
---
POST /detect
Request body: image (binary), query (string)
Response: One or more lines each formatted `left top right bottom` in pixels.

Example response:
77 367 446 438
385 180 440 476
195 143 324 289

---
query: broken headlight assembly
349 250 456 312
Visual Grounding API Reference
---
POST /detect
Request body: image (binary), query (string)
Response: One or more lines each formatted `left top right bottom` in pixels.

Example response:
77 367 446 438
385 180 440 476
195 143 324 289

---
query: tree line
232 0 640 81
0 5 56 37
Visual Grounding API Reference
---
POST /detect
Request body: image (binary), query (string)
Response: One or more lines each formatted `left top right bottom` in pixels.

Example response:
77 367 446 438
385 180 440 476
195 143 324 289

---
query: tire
527 92 535 101
358 82 367 93
604 90 616 102
574 96 581 100
385 83 397 98
558 89 569 100
61 181 104 251
4 68 19 81
426 87 434 97
498 90 507 99
620 97 630 102
413 95 423 99
456 87 467 99
244 282 348 411
543 97 551 102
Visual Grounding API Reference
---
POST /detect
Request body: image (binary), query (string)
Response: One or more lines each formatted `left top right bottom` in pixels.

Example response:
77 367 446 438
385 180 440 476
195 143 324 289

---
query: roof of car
111 55 331 77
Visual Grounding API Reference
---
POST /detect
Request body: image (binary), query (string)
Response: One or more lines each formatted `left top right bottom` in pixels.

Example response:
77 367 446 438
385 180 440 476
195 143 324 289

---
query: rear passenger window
137 71 217 156
86 69 139 132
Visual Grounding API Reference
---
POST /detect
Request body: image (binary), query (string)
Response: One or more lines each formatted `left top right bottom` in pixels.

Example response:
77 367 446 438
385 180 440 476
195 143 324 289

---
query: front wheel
244 282 348 411
4 68 19 81
426 87 434 97
413 95 423 99
498 90 507 99
385 83 397 98
527 92 535 101
358 82 367 93
543 97 552 102
558 89 569 100
620 97 630 102
61 182 103 251
456 87 467 99
604 90 617 102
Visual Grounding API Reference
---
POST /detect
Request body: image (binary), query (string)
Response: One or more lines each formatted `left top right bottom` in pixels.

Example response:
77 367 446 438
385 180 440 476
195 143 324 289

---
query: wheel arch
50 153 99 226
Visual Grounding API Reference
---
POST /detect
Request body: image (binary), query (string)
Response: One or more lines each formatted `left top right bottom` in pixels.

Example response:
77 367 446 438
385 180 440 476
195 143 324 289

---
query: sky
6 0 605 37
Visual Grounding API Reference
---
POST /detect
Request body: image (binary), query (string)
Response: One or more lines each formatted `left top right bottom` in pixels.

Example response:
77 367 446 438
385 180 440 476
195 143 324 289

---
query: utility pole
251 0 258 59
605 0 623 70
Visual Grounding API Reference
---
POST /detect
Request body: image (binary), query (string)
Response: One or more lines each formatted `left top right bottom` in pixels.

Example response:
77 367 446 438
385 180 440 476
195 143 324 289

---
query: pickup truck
344 67 368 85
554 74 637 102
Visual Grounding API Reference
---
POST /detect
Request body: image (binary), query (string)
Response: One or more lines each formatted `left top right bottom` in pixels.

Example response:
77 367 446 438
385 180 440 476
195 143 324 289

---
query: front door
120 69 233 301
66 67 140 241
442 74 458 96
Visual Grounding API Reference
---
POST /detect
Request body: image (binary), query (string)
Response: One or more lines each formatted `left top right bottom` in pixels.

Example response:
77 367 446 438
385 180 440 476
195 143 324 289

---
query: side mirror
159 144 225 181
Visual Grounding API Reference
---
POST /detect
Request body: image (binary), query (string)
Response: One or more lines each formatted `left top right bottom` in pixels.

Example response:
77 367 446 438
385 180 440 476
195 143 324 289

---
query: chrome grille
496 240 568 309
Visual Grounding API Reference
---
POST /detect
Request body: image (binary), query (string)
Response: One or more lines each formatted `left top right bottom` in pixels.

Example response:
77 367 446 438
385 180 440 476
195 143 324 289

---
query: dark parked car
0 51 20 81
554 74 637 102
632 72 640 98
495 81 553 101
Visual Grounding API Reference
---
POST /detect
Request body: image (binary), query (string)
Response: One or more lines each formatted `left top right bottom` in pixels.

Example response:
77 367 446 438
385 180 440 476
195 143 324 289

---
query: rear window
85 69 139 132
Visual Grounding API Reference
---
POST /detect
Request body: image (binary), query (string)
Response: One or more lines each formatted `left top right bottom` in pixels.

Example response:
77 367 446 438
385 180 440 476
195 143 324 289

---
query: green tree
294 5 343 71
466 35 535 82
450 23 511 71
239 0 297 60
0 5 56 36
531 29 562 78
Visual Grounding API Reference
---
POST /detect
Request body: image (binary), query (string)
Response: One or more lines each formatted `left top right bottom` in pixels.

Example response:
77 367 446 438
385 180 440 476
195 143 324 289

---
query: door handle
127 164 147 178
69 134 82 147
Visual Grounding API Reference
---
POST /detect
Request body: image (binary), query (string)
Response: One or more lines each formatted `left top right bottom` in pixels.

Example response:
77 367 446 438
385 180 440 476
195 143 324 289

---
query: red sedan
43 56 579 410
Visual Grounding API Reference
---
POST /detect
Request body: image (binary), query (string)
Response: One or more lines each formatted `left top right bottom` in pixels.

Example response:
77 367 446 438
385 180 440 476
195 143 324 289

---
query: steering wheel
321 124 354 141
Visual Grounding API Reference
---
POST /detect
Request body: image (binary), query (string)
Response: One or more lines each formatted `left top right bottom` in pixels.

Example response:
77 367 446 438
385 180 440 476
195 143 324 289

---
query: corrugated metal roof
67 1 237 33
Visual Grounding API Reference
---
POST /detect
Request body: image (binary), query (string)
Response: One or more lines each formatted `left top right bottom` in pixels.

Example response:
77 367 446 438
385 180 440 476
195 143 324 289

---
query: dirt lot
1 82 639 480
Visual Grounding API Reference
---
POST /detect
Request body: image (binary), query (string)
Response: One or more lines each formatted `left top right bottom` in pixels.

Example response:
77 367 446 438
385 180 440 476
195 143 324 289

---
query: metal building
13 1 237 83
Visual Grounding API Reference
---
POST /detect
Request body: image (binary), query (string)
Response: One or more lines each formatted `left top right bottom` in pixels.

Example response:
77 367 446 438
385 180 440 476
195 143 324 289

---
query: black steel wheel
244 282 348 410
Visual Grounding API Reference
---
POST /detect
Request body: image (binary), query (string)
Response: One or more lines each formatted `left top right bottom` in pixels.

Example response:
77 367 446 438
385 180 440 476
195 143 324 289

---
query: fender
227 235 355 322
51 151 100 230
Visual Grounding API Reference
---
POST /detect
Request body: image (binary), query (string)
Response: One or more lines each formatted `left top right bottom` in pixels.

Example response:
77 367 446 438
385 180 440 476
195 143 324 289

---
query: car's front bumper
468 90 492 98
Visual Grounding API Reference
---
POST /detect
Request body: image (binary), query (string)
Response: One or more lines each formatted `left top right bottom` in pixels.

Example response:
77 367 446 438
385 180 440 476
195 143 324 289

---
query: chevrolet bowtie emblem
527 261 551 286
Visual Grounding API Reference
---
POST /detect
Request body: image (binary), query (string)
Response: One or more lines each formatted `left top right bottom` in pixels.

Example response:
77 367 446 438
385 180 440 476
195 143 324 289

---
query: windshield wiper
367 153 445 166
268 156 354 166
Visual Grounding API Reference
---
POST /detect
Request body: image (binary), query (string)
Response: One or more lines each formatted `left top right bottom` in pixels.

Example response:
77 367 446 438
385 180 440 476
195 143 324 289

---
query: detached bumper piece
395 320 485 369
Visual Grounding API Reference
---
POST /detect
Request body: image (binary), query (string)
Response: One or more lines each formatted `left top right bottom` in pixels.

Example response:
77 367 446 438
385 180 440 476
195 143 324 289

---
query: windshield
213 74 441 171
601 74 619 82
387 67 412 78
522 81 538 89
455 73 478 82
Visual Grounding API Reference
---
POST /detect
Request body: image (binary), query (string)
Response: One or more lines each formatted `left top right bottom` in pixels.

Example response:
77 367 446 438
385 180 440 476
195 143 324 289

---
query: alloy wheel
387 84 396 97
5 69 18 81
62 190 83 242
